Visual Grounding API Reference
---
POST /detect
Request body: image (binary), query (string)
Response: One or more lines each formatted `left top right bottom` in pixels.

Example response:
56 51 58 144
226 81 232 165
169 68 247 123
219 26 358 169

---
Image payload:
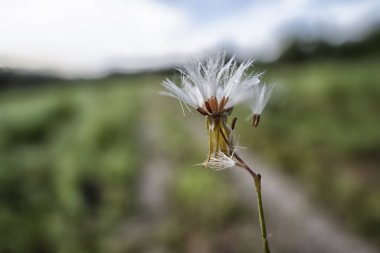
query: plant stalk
254 174 270 253
234 154 271 253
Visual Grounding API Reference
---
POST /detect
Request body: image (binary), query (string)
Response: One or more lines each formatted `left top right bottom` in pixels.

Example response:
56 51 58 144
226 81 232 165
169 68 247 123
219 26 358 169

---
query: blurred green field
242 59 380 238
0 58 379 252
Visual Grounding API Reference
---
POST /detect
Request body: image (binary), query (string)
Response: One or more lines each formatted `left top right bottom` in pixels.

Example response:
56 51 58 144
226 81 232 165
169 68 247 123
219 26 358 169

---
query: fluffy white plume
250 82 275 115
162 52 263 113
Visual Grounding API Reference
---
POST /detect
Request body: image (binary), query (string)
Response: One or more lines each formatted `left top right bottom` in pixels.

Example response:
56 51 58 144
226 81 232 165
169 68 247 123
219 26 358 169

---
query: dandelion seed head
162 51 275 169
162 52 263 116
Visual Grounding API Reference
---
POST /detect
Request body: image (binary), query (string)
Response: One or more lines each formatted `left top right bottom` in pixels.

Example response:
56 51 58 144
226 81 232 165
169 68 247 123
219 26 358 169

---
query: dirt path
119 91 173 252
230 152 378 253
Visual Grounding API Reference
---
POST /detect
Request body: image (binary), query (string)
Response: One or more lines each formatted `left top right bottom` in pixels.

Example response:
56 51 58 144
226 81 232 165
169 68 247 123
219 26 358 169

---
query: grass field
0 58 379 252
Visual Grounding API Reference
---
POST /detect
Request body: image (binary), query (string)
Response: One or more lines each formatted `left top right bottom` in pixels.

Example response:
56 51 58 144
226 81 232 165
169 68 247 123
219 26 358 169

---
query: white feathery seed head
162 52 263 115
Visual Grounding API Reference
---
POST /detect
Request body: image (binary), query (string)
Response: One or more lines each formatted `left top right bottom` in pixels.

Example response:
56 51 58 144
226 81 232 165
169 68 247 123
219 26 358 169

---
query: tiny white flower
200 152 235 171
162 52 262 116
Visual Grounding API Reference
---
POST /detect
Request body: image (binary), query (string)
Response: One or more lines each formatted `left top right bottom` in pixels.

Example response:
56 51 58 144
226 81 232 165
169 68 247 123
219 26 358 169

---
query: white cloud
181 0 380 61
0 0 379 77
0 0 189 76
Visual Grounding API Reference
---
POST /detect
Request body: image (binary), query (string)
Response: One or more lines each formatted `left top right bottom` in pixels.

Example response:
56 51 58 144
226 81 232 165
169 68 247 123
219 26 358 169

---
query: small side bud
252 114 260 127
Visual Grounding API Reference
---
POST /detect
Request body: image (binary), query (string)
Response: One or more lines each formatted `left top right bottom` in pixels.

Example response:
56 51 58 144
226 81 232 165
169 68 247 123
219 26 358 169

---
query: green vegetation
0 58 379 252
237 59 380 243
0 80 146 252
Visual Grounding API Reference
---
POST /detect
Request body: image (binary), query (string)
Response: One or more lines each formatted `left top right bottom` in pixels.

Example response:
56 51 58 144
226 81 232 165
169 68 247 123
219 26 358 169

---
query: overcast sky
0 0 379 77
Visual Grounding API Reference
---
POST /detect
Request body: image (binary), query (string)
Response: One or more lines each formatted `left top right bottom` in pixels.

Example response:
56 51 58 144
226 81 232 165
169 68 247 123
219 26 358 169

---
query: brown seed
204 101 213 113
210 96 218 113
231 117 237 130
252 114 260 127
224 96 229 106
218 96 226 112
197 107 209 116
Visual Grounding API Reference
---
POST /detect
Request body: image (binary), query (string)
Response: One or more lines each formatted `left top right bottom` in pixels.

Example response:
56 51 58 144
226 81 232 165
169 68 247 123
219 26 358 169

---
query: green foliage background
0 58 379 252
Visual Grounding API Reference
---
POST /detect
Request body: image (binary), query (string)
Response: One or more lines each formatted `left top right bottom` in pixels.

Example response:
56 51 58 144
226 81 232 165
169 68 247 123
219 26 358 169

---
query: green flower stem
234 154 271 253
254 174 270 253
